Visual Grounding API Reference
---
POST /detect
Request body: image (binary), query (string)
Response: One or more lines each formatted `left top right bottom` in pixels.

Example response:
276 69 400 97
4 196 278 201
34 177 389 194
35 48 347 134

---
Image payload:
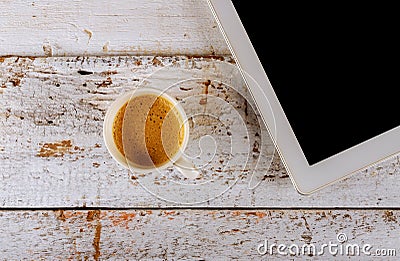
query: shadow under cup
111 89 189 171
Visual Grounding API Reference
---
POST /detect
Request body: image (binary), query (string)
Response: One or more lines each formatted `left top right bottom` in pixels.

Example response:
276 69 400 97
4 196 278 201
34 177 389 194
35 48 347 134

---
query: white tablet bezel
208 0 400 194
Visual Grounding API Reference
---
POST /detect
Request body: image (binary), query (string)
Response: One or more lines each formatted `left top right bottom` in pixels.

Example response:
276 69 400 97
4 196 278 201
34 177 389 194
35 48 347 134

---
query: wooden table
1 1 399 259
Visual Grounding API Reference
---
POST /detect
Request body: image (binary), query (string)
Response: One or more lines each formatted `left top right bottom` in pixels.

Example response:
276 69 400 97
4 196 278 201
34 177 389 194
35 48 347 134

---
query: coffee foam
113 94 184 168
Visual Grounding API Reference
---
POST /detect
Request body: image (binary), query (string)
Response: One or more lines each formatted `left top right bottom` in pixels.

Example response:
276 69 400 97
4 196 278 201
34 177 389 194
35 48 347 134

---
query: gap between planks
2 207 400 211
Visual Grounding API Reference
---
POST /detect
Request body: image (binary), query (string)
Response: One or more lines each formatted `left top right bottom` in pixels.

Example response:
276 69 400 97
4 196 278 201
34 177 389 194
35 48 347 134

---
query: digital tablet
208 0 400 194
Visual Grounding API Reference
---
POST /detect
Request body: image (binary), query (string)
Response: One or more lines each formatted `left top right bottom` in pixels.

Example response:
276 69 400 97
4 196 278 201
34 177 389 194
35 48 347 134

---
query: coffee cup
103 88 199 179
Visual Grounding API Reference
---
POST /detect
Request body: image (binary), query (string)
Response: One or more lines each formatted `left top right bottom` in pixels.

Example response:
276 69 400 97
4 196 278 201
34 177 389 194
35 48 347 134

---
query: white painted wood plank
0 0 229 57
0 209 399 260
1 56 399 208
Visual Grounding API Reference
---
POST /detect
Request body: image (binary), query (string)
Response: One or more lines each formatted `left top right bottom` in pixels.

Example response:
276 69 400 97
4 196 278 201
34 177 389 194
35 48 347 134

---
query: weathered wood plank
0 209 399 260
0 0 229 57
1 56 400 207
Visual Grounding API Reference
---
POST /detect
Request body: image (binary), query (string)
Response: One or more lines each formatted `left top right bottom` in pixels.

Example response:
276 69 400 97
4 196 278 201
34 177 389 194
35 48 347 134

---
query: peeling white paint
0 0 229 56
0 56 399 207
0 210 398 259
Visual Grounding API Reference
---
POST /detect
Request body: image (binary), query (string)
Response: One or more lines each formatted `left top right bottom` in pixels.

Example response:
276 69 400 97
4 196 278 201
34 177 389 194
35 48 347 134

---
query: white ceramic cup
103 88 199 179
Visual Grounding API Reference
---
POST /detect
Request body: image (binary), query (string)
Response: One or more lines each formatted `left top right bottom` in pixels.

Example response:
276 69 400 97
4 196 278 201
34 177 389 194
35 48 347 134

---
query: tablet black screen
232 1 399 165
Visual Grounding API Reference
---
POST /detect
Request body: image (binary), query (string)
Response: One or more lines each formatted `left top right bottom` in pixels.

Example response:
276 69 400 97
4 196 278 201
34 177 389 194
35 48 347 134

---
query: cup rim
103 87 190 172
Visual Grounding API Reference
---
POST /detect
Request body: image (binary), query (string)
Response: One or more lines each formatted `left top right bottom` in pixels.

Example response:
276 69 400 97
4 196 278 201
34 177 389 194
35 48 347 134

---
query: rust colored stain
231 211 242 217
138 210 153 216
87 210 101 222
10 78 21 86
120 212 136 221
0 55 18 62
109 212 136 228
95 77 112 87
315 211 327 221
187 55 226 61
203 79 211 95
100 70 118 76
55 210 84 221
93 221 102 261
43 44 53 56
92 162 101 168
245 212 267 218
252 141 260 153
56 210 66 222
301 232 313 243
94 143 102 148
9 72 25 86
231 211 267 219
198 80 211 105
36 140 74 157
383 210 397 223
152 57 163 66
64 211 81 219
0 55 21 62
343 213 352 220
83 29 93 41
163 210 176 216
220 229 240 234
199 97 207 105
74 146 84 152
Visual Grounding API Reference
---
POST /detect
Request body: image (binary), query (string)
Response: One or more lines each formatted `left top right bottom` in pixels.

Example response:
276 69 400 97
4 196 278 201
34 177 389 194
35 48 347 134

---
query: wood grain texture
1 56 400 208
0 209 399 260
0 0 229 57
2 1 399 259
